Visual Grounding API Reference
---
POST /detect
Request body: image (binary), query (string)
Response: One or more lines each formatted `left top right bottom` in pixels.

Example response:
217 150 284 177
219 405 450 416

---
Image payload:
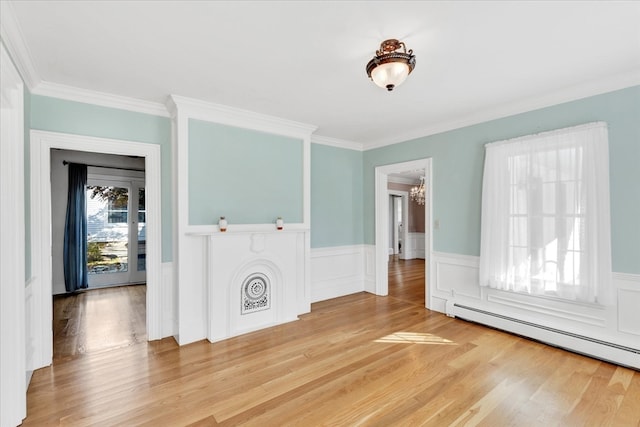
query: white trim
186 223 309 235
432 251 480 266
364 71 640 150
310 245 367 302
387 190 409 260
612 272 640 283
168 94 317 139
453 304 640 370
311 134 363 151
32 81 170 117
374 158 432 307
30 130 164 369
432 251 640 362
0 41 27 427
615 273 640 337
0 1 40 90
161 262 175 337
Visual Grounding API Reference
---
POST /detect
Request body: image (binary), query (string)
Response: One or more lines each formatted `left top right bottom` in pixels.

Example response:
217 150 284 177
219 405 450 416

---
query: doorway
374 158 432 307
30 130 163 370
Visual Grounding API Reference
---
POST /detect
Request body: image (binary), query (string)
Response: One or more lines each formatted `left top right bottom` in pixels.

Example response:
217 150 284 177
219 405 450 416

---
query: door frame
30 130 163 370
375 158 432 307
388 190 409 259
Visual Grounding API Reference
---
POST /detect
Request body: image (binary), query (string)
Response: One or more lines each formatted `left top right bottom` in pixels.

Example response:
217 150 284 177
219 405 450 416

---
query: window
479 122 612 304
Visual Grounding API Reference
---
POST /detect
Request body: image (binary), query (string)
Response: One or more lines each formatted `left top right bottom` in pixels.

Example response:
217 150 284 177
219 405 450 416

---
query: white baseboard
432 251 640 367
454 303 640 370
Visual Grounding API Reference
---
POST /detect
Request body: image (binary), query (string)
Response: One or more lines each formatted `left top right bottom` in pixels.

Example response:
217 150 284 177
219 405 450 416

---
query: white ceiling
6 1 640 149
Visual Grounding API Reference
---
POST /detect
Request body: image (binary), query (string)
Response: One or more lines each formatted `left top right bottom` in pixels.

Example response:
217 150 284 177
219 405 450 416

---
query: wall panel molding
615 273 640 336
311 245 367 302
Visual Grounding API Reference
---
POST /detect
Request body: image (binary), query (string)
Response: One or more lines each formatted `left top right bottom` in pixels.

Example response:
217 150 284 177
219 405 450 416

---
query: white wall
49 149 145 294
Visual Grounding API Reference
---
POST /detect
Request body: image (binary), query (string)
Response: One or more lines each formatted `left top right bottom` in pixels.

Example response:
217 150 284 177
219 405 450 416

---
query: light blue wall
363 86 640 274
188 119 304 225
310 143 363 248
30 95 173 262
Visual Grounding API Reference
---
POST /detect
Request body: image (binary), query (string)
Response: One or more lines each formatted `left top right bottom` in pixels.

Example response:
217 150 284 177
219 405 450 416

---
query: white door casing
30 130 163 370
375 159 432 307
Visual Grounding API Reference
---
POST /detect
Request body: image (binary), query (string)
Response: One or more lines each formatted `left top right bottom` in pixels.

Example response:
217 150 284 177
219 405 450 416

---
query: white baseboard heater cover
453 303 640 371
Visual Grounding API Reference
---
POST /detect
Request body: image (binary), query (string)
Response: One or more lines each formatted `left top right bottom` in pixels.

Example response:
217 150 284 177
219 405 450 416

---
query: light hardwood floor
52 285 147 360
24 269 640 426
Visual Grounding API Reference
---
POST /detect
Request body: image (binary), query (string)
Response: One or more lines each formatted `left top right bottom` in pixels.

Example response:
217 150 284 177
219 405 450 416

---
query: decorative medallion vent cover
241 273 270 315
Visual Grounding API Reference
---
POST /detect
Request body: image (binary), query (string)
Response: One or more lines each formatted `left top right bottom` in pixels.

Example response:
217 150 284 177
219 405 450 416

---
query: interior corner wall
363 85 640 276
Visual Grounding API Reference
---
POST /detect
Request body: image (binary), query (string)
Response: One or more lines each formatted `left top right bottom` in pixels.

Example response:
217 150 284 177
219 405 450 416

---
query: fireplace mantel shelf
186 224 309 236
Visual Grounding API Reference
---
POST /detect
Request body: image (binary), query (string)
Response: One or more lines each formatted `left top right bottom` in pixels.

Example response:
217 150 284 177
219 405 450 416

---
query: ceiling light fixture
410 176 425 205
366 39 416 91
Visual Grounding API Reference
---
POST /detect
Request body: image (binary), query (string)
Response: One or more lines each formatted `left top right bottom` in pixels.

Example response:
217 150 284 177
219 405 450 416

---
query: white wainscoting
402 232 425 260
615 272 640 337
310 245 371 302
431 251 640 368
24 277 36 387
161 262 175 338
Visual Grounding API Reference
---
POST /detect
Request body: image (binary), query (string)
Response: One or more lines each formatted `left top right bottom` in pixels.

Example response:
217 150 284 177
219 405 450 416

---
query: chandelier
366 39 416 91
410 177 425 205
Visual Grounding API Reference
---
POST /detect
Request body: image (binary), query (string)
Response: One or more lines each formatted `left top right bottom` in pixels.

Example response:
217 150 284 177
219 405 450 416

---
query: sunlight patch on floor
374 332 457 345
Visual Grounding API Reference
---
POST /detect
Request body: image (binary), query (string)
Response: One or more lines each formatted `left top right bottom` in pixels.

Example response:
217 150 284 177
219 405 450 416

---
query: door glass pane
86 186 129 274
137 187 146 272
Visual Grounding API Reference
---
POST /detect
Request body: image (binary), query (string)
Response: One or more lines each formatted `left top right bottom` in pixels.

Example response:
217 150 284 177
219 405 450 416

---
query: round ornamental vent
241 273 270 315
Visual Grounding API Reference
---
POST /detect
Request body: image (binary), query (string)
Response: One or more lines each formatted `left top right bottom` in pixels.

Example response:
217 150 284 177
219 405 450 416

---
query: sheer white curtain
479 122 612 304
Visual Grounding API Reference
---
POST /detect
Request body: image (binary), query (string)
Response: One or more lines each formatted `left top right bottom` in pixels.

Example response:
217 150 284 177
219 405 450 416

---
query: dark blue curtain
63 163 88 292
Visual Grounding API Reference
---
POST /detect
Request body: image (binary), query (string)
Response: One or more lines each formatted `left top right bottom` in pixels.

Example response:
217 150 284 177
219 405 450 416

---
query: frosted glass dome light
366 39 416 92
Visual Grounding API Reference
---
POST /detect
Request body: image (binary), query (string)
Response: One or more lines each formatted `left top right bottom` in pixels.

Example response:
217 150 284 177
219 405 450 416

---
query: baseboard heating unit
453 303 640 371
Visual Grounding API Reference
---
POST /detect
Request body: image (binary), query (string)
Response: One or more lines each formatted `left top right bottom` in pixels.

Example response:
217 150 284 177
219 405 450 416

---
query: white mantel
190 228 310 343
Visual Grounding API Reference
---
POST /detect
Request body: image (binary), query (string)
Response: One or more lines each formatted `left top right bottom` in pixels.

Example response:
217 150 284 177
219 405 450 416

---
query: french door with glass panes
86 178 146 287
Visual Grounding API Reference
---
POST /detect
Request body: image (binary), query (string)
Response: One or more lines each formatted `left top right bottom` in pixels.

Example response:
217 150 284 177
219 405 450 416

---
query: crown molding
311 134 363 151
168 94 317 139
0 1 40 90
32 81 170 117
364 70 640 150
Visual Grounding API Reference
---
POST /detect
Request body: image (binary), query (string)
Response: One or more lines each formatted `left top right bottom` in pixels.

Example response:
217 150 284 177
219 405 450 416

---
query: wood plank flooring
24 266 640 426
52 285 146 360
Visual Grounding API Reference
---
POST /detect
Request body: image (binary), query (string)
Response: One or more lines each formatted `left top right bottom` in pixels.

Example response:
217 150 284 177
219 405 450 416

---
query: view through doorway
387 169 427 305
374 158 431 307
